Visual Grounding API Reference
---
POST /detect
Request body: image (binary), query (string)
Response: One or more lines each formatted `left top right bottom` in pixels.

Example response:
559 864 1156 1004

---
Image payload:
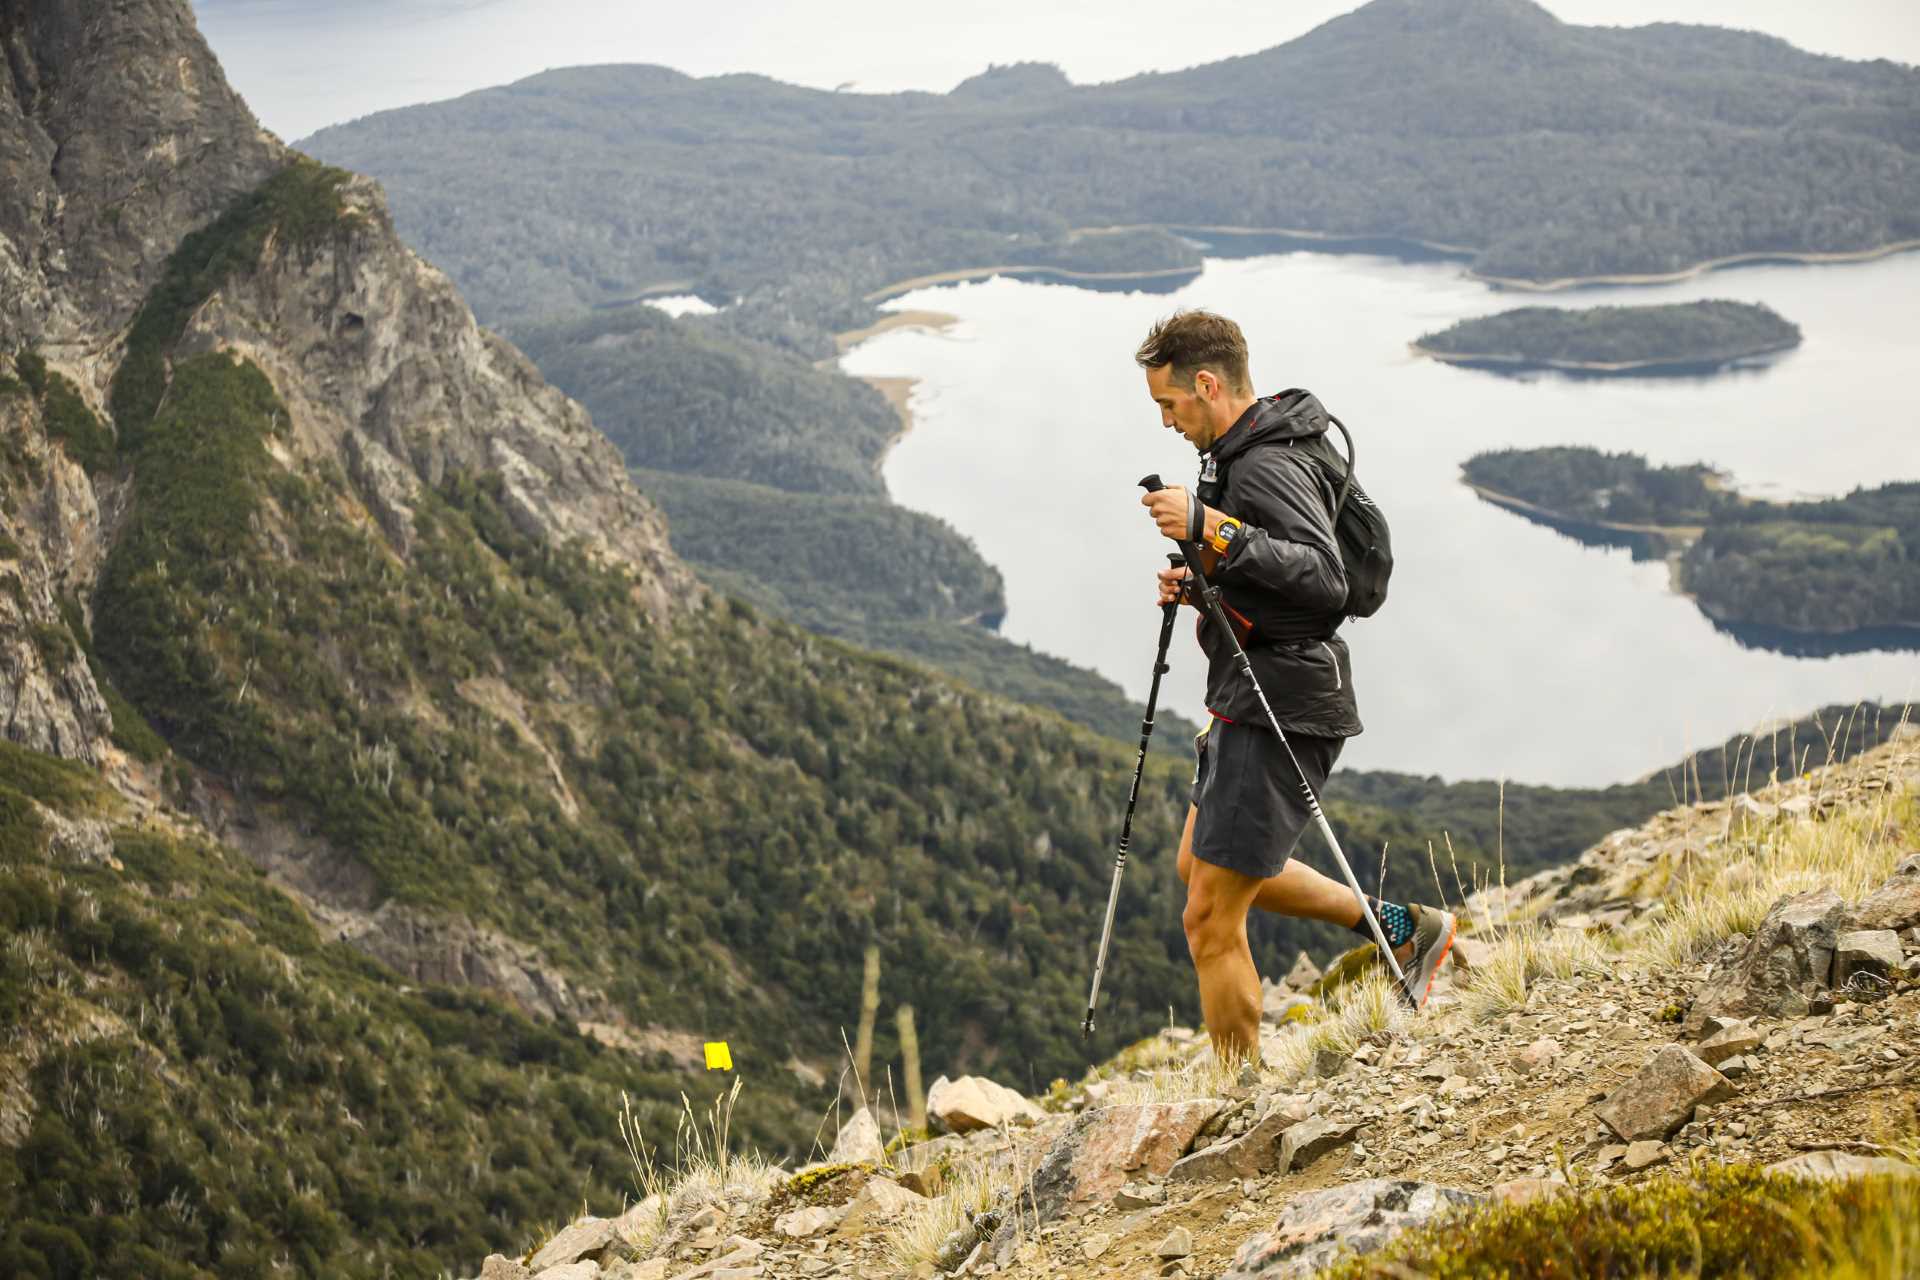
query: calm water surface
841 251 1920 786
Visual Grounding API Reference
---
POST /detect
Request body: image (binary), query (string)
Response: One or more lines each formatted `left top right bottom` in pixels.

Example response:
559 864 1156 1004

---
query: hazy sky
192 0 1920 142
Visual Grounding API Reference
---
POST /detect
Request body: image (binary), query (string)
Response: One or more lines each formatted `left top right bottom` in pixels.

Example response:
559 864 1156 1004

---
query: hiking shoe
1395 904 1457 1011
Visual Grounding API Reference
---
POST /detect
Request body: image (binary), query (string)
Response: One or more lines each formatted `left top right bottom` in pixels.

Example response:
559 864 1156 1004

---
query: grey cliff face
0 0 283 355
0 389 111 761
177 173 689 608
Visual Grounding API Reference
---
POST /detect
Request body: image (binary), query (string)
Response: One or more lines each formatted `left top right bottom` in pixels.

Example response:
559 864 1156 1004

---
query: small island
1416 300 1802 377
1463 447 1920 651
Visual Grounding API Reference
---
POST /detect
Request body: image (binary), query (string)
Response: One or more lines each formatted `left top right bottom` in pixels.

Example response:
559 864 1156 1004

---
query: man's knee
1182 886 1239 961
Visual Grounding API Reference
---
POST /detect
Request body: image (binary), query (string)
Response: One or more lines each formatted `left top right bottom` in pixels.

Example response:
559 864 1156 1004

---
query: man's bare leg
1181 855 1265 1062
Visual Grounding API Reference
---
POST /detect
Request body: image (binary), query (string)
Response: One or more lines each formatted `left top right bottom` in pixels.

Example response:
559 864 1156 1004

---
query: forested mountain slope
305 0 1920 330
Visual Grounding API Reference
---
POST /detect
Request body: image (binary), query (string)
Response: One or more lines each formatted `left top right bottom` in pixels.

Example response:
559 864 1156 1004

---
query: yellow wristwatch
1208 517 1243 557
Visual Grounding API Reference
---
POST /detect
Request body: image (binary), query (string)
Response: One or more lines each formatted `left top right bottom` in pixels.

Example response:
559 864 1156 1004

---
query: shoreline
1469 238 1920 292
1465 482 1707 541
1412 338 1801 375
861 261 1202 303
851 231 1920 308
1072 221 1479 258
831 307 959 354
828 310 962 475
860 375 920 473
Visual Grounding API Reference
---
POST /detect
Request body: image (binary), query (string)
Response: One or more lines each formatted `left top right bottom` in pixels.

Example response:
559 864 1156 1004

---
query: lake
841 249 1920 787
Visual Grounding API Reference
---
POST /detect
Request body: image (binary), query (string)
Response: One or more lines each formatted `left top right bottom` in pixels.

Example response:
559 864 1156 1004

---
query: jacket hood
1210 388 1328 462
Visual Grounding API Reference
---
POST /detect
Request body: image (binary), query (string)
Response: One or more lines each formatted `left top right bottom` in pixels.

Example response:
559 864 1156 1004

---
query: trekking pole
1138 475 1408 988
1083 551 1185 1040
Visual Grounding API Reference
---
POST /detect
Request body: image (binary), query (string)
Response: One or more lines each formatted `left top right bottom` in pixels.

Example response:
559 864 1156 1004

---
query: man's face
1146 363 1215 452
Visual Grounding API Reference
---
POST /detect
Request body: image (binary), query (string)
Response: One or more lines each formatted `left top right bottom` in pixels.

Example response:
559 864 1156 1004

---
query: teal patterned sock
1352 896 1415 948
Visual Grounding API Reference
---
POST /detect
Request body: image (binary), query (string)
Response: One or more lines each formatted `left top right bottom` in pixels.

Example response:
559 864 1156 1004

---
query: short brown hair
1134 310 1251 393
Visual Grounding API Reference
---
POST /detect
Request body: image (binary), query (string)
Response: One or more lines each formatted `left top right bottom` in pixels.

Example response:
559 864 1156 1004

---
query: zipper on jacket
1322 642 1341 690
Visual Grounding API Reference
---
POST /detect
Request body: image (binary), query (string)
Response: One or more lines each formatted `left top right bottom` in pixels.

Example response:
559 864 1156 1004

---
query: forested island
1416 300 1802 376
1464 448 1920 647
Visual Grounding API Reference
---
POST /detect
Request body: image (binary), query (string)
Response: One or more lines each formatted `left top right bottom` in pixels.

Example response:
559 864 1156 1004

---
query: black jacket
1190 389 1363 738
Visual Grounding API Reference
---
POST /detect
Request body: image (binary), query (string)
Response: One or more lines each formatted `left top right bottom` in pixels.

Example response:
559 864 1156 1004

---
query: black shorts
1190 717 1344 880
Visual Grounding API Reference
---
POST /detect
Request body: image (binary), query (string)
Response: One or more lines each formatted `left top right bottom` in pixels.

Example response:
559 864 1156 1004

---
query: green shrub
39 370 115 473
0 782 46 860
1321 1165 1920 1279
14 349 48 397
0 739 109 816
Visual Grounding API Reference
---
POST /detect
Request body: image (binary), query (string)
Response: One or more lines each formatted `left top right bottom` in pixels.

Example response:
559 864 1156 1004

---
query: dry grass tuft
616 1078 781 1255
1458 922 1618 1022
1637 783 1916 971
884 1151 1017 1272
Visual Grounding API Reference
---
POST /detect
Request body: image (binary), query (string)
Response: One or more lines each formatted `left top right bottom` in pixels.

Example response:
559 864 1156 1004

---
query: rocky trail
472 730 1920 1280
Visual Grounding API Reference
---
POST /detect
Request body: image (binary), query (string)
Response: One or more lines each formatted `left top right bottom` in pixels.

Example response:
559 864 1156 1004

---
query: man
1135 309 1454 1066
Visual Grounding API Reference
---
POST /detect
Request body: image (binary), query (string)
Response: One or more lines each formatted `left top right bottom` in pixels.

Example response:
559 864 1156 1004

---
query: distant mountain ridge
304 0 1920 329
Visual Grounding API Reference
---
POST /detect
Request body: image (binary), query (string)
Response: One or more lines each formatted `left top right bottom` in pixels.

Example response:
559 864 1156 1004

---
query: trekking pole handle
1139 474 1165 493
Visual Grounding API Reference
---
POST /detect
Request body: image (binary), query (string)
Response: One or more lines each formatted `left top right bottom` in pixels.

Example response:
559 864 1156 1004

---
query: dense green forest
9 161 1905 1277
1463 447 1920 636
305 0 1920 336
1416 300 1802 372
1687 483 1920 634
514 306 899 495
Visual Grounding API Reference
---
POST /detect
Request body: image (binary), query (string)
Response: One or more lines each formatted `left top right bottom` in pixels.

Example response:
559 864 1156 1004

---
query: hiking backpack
1211 413 1393 621
1305 413 1392 620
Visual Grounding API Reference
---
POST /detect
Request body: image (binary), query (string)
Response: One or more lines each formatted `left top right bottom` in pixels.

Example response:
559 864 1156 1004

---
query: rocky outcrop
0 0 282 355
985 1098 1224 1257
175 177 690 609
0 388 111 761
1853 854 1920 932
1685 887 1850 1031
334 901 597 1023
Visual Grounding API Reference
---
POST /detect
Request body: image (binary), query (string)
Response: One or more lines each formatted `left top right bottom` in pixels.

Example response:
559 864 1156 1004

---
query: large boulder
983 1099 1225 1257
1278 1117 1363 1173
1168 1097 1314 1184
1282 950 1323 991
1685 888 1849 1032
1595 1045 1733 1142
1219 1180 1482 1278
1852 856 1920 932
925 1075 1045 1133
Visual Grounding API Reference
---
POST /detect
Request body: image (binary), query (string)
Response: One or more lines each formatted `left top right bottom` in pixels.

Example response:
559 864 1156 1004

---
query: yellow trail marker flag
704 1042 733 1071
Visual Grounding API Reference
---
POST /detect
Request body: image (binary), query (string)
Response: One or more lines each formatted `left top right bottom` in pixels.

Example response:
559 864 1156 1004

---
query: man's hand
1156 563 1191 606
1141 485 1193 541
1141 486 1228 546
